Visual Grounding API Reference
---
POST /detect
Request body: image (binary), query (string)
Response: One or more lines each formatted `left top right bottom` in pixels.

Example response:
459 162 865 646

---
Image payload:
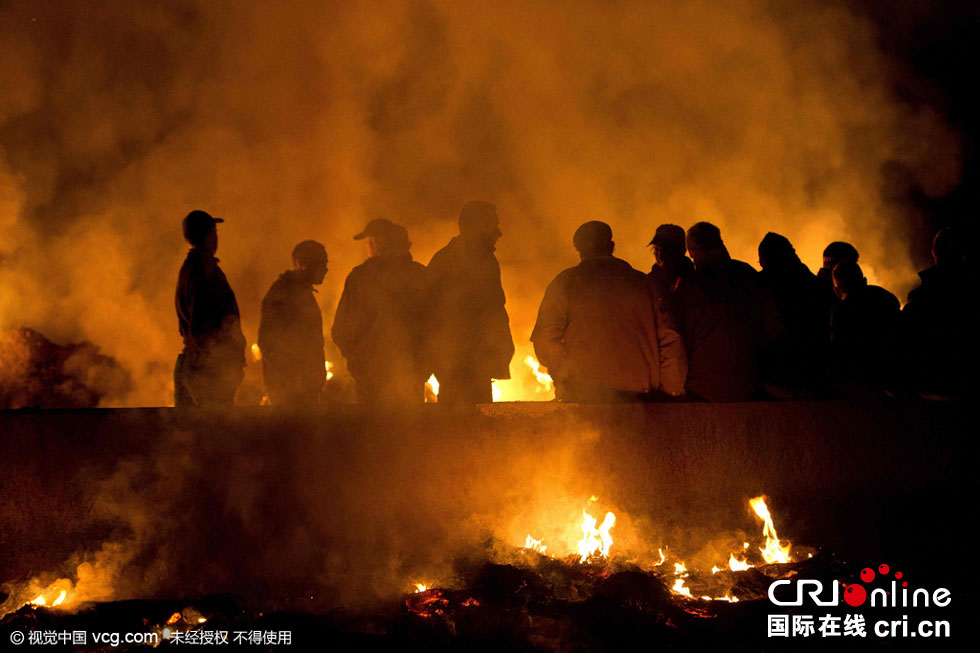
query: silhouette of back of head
573 221 614 258
932 228 961 266
823 241 859 269
758 232 800 270
832 260 866 298
686 222 725 267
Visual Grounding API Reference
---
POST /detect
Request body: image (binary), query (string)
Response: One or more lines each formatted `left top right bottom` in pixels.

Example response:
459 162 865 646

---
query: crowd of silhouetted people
173 204 976 408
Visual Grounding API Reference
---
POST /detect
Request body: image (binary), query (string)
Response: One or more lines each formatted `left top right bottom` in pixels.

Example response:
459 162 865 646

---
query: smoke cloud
0 0 962 405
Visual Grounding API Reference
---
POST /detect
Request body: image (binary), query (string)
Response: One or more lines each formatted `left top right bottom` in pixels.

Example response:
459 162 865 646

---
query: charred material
0 327 131 409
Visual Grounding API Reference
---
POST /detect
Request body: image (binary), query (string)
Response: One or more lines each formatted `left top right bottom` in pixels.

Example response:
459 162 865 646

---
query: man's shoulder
868 285 900 309
263 271 298 301
427 239 457 267
728 258 760 277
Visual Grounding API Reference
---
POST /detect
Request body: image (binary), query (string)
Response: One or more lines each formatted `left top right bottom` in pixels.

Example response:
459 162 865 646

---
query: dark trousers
174 353 241 407
437 373 492 406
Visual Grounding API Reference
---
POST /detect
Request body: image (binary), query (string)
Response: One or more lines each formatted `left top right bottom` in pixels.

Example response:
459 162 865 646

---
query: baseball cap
182 210 224 241
649 224 686 249
353 218 395 240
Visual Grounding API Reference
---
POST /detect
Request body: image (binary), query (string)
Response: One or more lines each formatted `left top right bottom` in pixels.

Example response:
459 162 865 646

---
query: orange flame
749 495 792 564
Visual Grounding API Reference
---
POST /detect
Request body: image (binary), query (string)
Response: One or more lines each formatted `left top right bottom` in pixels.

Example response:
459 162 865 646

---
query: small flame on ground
425 375 439 402
671 578 693 598
250 343 261 361
28 589 68 609
654 548 666 566
324 360 334 381
414 583 428 593
728 554 753 571
673 562 687 576
524 534 547 554
749 495 792 564
166 612 182 625
577 509 615 562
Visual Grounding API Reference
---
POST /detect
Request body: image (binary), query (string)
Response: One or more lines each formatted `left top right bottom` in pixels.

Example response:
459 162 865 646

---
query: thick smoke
0 0 962 405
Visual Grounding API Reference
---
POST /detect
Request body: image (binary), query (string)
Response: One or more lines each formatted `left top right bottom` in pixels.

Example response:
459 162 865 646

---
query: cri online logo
768 563 951 608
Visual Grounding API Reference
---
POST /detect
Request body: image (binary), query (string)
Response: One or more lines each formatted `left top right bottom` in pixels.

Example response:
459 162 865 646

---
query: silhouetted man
670 222 780 401
903 228 974 399
647 223 694 308
332 219 428 406
817 241 859 297
174 210 246 407
830 260 900 391
426 201 514 405
532 221 686 402
757 232 836 396
258 241 328 406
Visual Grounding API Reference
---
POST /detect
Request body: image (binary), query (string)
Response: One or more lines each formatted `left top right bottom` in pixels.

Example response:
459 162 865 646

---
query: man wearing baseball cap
647 224 694 308
332 218 428 405
174 209 246 407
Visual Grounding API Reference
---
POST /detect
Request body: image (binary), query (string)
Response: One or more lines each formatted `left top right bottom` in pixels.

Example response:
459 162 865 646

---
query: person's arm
530 276 570 381
486 257 515 377
330 275 358 358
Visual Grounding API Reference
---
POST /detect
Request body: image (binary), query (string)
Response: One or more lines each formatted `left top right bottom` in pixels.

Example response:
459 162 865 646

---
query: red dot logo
843 584 867 607
878 563 890 575
895 571 903 580
860 568 875 583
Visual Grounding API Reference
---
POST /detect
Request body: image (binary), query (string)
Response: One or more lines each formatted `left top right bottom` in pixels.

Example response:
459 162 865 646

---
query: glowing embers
749 495 792 564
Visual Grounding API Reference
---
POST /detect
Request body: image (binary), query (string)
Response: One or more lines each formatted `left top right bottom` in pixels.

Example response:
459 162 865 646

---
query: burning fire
250 343 261 361
425 374 439 403
524 356 553 393
414 583 428 593
29 590 67 608
577 509 615 562
728 554 752 571
749 495 792 564
671 578 693 598
324 360 334 381
524 535 547 554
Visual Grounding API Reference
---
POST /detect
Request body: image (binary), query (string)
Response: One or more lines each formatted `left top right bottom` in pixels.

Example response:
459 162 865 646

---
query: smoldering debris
0 327 131 409
1 549 891 651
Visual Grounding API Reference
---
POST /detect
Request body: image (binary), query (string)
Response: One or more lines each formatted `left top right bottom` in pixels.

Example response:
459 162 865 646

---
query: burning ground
0 402 964 648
